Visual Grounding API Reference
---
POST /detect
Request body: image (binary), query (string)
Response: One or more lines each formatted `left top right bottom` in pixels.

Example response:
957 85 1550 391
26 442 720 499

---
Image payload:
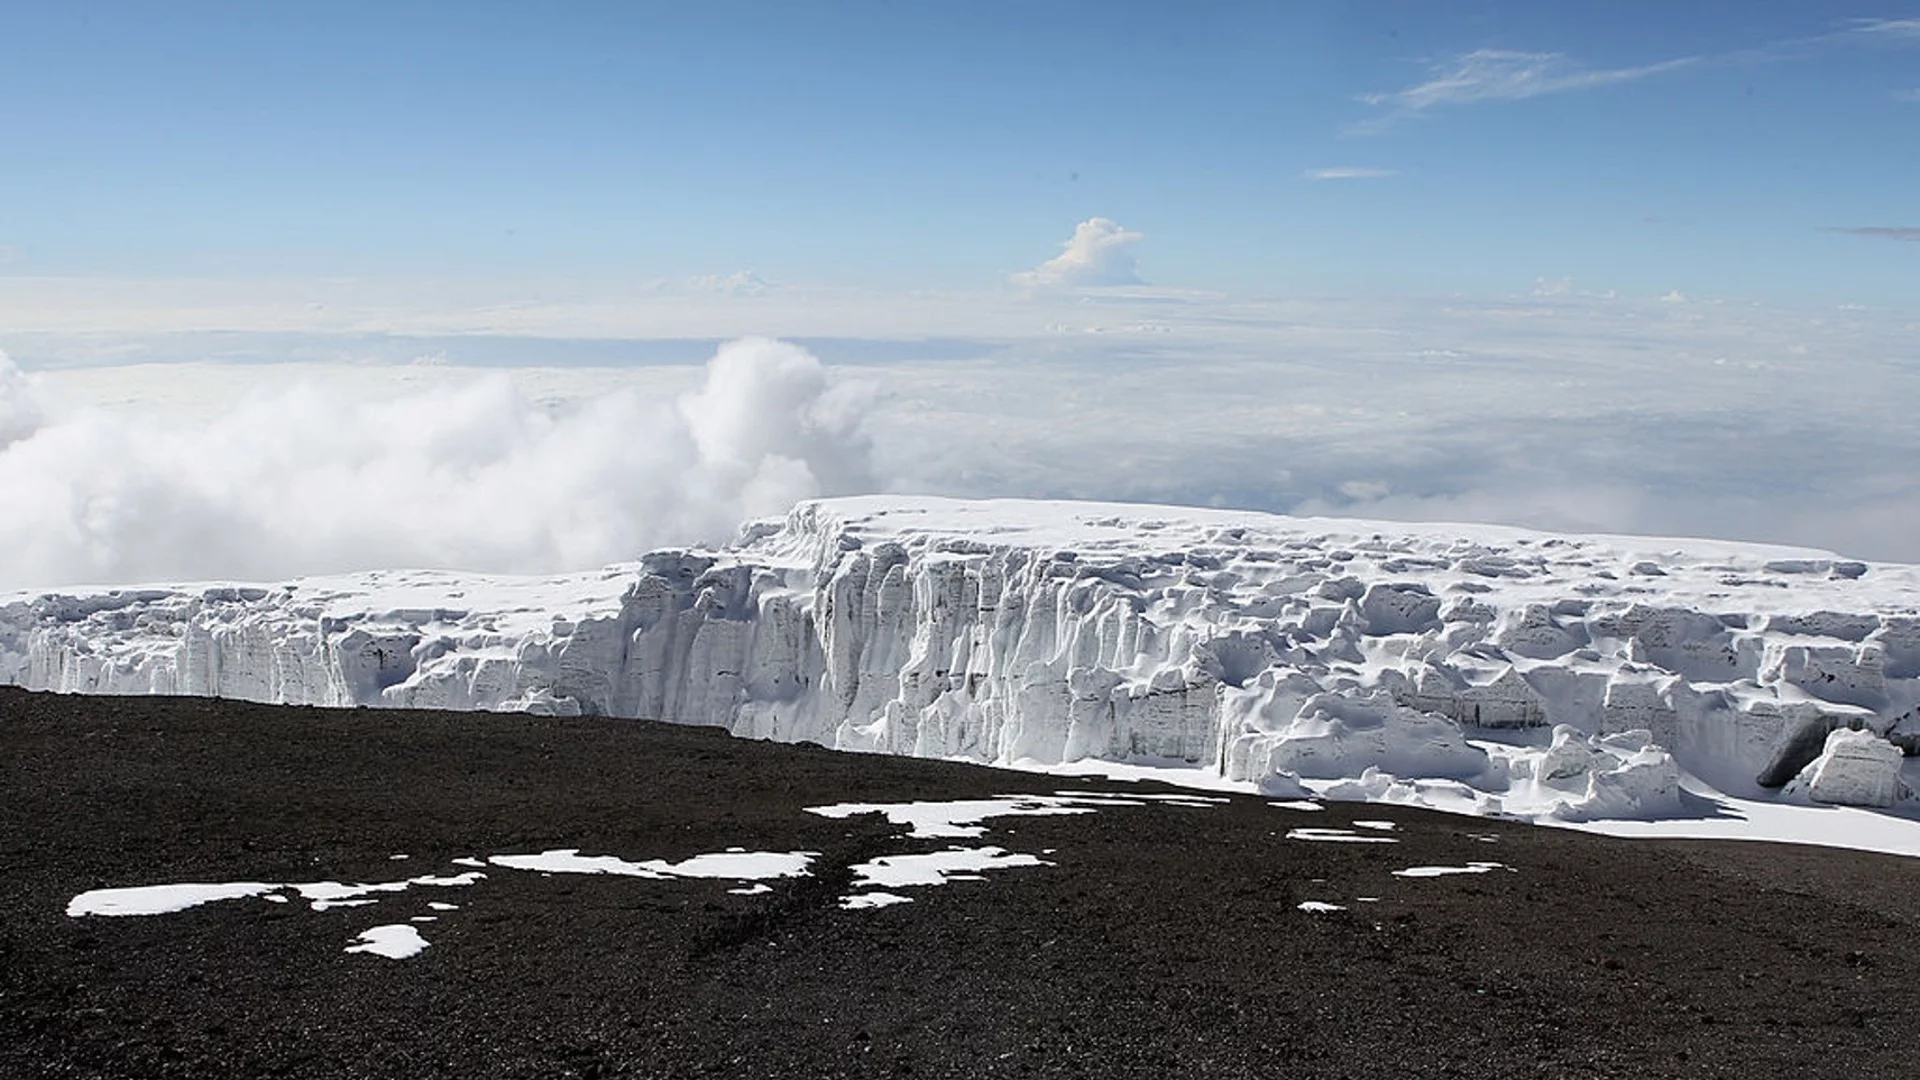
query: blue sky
1 1 1915 305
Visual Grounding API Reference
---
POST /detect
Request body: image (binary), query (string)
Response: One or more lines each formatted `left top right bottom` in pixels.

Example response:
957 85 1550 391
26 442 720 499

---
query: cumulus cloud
0 355 44 447
1013 217 1145 288
1303 167 1397 180
0 339 872 589
1355 49 1695 131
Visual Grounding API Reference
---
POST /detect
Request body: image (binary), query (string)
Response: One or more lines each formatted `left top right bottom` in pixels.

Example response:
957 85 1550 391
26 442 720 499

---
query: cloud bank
9 285 1920 589
0 340 872 589
1013 217 1144 287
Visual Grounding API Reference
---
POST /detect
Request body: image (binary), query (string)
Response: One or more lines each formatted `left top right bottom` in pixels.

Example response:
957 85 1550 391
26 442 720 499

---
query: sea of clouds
3 278 1918 590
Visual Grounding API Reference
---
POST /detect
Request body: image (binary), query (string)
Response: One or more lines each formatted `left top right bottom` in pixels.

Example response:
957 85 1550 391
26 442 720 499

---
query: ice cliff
6 496 1920 821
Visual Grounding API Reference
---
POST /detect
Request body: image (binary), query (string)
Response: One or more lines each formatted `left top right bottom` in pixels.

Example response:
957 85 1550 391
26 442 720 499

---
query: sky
2 1 1915 302
0 2 1917 587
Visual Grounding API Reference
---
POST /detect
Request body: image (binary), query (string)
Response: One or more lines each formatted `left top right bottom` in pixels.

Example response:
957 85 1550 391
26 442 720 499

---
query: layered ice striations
6 495 1920 817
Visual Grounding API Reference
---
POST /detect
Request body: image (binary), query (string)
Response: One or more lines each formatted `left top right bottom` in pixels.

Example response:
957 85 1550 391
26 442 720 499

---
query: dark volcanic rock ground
4 686 1919 1079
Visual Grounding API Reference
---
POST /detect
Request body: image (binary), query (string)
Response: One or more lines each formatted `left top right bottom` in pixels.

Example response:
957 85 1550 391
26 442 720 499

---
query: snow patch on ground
840 891 914 910
67 883 280 918
1393 862 1509 878
1286 828 1399 845
847 848 1051 890
344 924 429 960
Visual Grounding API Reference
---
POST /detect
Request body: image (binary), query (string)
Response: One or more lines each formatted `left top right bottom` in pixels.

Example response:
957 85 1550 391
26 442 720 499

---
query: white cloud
0 340 873 589
1850 17 1920 38
1303 166 1398 181
1012 217 1145 288
1356 49 1696 130
11 285 1920 586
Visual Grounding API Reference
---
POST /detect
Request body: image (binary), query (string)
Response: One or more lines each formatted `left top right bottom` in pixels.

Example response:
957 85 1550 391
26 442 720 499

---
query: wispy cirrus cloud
1826 226 1920 242
1303 166 1398 181
1353 49 1697 132
1849 17 1920 38
1895 88 1920 102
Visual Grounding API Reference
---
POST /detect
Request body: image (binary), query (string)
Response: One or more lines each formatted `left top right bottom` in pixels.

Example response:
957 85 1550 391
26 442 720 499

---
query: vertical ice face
5 495 1920 814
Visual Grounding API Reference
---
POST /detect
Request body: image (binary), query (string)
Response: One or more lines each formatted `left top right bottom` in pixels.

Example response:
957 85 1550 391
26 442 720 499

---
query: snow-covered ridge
7 496 1920 826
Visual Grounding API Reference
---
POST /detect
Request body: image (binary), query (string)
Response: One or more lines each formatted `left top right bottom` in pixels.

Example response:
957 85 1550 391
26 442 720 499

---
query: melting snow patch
487 848 814 880
727 883 773 896
1285 828 1398 844
1392 862 1509 878
807 795 1107 839
1053 790 1229 809
72 869 490 919
487 851 668 878
68 882 280 918
1297 901 1346 913
1269 800 1324 812
841 892 913 910
646 851 814 880
427 902 459 911
848 847 1050 890
296 881 411 910
344 924 429 960
1352 821 1397 831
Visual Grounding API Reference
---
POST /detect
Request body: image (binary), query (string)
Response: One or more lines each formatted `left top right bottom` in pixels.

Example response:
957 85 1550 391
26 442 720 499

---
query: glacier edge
7 495 1920 825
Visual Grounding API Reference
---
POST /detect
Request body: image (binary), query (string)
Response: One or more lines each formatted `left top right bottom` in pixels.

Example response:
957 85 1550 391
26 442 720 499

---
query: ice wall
6 496 1920 816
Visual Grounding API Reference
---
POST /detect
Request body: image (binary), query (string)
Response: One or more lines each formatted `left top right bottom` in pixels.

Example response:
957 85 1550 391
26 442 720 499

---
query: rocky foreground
3 686 1919 1079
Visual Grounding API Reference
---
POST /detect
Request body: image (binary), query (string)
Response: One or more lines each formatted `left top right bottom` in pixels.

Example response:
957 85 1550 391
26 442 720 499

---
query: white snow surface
12 495 1920 850
67 871 485 919
848 847 1051 890
485 849 813 880
344 924 429 960
1393 863 1509 878
66 882 280 918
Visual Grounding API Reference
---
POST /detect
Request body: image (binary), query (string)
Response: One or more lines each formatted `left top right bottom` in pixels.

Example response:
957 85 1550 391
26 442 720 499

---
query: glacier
7 495 1920 837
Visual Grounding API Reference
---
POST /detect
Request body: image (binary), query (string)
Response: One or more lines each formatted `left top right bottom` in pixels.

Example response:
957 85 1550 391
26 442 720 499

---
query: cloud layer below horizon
0 340 873 589
5 285 1920 589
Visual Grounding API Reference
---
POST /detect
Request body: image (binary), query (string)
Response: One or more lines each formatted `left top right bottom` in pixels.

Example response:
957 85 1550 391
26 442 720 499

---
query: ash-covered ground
3 686 1917 1079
